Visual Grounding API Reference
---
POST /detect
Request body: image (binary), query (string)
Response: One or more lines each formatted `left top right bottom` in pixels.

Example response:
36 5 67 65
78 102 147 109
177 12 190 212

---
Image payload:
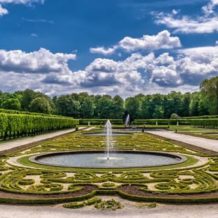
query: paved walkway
0 203 217 218
0 128 80 153
146 130 218 152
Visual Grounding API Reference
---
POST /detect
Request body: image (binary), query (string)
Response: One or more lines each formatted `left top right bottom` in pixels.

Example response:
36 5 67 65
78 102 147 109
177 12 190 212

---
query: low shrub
94 199 123 211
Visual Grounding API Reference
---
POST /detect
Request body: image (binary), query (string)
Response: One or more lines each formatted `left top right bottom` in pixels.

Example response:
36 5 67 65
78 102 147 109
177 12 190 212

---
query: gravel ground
0 128 82 152
0 203 217 218
146 130 218 152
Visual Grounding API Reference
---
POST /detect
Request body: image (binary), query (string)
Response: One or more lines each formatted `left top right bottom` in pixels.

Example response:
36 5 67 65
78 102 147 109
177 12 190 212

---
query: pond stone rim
29 150 187 169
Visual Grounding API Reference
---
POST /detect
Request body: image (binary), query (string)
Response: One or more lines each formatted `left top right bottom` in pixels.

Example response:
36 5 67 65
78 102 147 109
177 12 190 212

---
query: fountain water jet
105 120 112 160
125 114 130 127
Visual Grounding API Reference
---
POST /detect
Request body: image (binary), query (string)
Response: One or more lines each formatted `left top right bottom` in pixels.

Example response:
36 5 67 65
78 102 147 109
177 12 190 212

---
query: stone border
29 150 187 169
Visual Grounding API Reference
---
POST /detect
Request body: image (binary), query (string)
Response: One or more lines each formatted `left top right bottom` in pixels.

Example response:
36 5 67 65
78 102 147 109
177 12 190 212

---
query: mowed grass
169 125 218 140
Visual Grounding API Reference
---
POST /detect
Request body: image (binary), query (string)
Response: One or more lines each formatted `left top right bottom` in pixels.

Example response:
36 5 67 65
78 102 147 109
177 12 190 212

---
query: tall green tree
125 97 141 120
29 97 53 114
56 96 81 117
94 95 113 118
189 92 200 116
1 98 21 110
111 95 124 119
200 77 218 115
80 97 95 118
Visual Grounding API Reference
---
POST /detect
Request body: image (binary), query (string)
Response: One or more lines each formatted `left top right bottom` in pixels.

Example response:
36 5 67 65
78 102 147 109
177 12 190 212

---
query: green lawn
169 125 218 140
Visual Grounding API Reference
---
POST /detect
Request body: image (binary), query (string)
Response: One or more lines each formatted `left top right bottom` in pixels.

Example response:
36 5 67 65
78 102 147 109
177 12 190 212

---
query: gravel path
146 130 218 152
0 203 217 218
0 128 80 153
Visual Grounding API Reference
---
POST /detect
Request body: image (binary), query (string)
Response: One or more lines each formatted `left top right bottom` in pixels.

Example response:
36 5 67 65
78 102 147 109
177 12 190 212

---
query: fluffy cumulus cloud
0 0 44 16
90 30 181 56
153 0 218 33
0 48 76 74
1 44 218 97
202 0 218 16
81 44 218 93
0 48 78 95
90 47 117 56
0 31 218 96
40 44 218 96
177 46 218 84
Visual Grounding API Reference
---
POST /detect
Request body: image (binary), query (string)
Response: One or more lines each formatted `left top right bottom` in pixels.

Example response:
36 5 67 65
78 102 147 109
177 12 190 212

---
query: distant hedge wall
79 119 123 125
0 113 79 140
0 108 59 117
79 118 218 128
132 119 218 128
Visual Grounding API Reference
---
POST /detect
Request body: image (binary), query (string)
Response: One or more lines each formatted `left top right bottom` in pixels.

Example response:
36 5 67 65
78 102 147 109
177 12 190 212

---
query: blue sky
0 0 217 96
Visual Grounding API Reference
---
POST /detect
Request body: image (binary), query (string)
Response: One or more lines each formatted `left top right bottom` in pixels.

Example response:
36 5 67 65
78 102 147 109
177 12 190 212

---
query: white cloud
0 4 8 15
154 12 218 34
0 0 44 4
0 44 218 97
90 30 181 55
118 30 181 52
0 48 76 74
202 0 218 16
154 0 218 34
90 47 117 56
0 0 44 16
31 33 38 37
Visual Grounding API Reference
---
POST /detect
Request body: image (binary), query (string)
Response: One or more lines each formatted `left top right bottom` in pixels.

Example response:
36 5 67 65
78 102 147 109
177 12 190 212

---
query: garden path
146 130 218 152
0 128 83 153
0 203 217 218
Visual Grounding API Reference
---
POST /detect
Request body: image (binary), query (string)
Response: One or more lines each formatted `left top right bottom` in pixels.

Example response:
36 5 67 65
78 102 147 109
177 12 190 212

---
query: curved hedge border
0 130 216 205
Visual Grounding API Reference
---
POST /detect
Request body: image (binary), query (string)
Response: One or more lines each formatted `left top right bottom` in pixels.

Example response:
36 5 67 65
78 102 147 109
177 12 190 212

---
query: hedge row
0 108 60 116
79 118 218 128
79 119 123 125
133 119 184 125
132 119 218 128
0 113 79 140
184 115 218 119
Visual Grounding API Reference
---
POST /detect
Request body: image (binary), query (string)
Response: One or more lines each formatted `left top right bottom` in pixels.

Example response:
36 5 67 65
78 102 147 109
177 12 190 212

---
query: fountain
32 119 186 168
125 114 130 128
105 120 112 160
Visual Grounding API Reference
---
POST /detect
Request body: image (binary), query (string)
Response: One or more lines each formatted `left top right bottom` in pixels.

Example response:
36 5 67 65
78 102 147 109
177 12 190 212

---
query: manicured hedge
79 119 123 125
132 119 218 128
0 108 58 116
133 119 189 125
184 115 218 119
0 113 79 140
188 119 218 128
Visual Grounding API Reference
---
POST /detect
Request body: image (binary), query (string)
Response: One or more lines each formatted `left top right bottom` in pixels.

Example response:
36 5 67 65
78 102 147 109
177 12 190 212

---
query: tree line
0 77 217 119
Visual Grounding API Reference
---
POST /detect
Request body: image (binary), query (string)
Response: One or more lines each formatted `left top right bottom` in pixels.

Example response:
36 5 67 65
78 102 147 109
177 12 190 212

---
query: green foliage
133 118 218 129
63 197 101 209
125 97 141 120
79 119 123 125
80 97 95 118
56 95 81 117
201 76 218 115
0 130 217 204
30 97 53 114
0 76 217 119
94 199 123 210
1 98 21 110
0 112 78 140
